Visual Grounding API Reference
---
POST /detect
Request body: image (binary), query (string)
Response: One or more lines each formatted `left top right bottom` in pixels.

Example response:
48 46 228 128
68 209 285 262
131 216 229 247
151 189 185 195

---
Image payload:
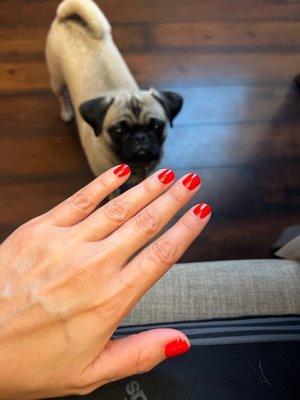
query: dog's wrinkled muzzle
124 132 161 164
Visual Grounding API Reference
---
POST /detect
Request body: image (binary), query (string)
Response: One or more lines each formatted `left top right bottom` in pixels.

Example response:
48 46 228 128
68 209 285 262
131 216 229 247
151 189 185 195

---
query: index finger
44 164 131 227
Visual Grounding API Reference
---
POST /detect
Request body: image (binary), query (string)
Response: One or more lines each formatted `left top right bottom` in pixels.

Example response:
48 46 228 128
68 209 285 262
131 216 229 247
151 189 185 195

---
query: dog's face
79 89 183 167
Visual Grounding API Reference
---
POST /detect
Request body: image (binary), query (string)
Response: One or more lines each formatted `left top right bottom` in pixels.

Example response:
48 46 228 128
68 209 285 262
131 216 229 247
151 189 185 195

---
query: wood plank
160 122 300 169
126 52 300 87
0 92 61 132
1 0 300 27
181 213 300 262
0 128 88 176
152 21 300 50
0 25 148 57
8 159 299 236
0 27 48 56
176 166 260 217
169 163 299 219
2 84 299 131
1 119 299 177
3 21 300 59
0 61 49 92
99 0 300 24
0 165 256 227
254 162 300 211
1 52 299 92
176 85 300 125
1 84 299 177
0 174 93 227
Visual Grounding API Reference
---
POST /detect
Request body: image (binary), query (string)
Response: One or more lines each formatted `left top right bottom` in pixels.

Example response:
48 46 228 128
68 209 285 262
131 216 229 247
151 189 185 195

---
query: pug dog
46 0 183 186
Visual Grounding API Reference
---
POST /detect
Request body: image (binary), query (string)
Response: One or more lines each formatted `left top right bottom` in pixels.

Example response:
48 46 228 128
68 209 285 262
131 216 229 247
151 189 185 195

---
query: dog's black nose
134 132 149 145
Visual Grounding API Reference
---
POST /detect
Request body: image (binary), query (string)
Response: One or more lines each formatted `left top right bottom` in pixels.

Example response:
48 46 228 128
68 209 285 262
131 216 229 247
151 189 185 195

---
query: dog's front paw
60 108 74 123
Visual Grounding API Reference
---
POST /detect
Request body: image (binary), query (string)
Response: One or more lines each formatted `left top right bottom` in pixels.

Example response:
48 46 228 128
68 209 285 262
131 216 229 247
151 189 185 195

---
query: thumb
87 329 190 383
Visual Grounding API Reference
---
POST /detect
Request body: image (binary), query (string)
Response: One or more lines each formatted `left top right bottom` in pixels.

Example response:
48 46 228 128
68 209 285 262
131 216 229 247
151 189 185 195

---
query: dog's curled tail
56 0 111 39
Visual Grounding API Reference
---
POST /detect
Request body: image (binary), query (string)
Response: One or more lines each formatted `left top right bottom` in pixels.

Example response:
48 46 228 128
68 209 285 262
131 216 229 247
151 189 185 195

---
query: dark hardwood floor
0 0 300 261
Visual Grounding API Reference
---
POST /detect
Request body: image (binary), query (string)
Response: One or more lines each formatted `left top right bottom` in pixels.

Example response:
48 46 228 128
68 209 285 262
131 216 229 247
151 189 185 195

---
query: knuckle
75 386 94 396
181 219 194 233
14 220 43 242
151 239 177 267
72 255 105 285
94 293 127 320
97 177 109 189
135 343 151 375
93 276 131 318
136 209 159 234
71 191 93 211
13 224 31 241
168 189 182 203
143 178 154 195
104 199 129 222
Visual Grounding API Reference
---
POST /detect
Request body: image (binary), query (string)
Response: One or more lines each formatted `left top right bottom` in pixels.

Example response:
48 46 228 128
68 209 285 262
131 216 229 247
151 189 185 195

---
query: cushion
122 259 300 326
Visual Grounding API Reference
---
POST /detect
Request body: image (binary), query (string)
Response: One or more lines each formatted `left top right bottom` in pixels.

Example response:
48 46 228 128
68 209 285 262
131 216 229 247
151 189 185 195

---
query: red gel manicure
182 173 201 190
158 169 175 184
113 164 131 177
165 338 190 359
193 203 212 219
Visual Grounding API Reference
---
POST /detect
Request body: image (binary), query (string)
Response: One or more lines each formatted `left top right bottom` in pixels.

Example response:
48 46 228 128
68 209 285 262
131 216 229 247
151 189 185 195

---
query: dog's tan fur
46 0 167 180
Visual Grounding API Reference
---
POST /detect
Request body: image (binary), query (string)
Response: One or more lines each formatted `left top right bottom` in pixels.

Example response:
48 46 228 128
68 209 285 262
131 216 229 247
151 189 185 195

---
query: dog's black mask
108 119 165 164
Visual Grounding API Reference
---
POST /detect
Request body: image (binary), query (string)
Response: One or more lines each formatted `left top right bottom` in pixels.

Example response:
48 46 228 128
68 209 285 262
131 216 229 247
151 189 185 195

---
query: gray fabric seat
122 259 300 326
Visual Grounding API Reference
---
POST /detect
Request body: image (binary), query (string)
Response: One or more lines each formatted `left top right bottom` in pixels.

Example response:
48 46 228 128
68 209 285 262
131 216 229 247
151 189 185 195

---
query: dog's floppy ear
151 89 183 127
79 96 114 136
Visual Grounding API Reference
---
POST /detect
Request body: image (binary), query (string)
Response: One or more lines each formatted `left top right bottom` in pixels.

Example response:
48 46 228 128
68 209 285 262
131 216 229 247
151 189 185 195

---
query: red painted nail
193 203 212 219
182 173 201 190
113 164 131 177
158 169 175 184
165 338 190 359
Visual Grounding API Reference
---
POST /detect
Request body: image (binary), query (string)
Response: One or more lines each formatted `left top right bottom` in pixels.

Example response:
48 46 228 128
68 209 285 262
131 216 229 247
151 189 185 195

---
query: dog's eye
115 126 124 134
149 118 165 133
109 121 130 137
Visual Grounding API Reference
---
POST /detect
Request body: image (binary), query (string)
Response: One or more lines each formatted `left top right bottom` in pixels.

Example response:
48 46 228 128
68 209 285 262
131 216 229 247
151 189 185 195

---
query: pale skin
0 165 210 399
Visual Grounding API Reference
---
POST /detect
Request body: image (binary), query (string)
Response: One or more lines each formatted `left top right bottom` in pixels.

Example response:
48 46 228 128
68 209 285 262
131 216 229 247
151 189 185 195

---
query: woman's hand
0 165 211 399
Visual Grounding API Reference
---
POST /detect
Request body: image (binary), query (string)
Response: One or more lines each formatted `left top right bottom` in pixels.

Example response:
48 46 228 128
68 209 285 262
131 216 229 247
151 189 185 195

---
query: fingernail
193 203 212 219
114 164 131 177
158 169 175 184
165 338 190 359
182 173 201 190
